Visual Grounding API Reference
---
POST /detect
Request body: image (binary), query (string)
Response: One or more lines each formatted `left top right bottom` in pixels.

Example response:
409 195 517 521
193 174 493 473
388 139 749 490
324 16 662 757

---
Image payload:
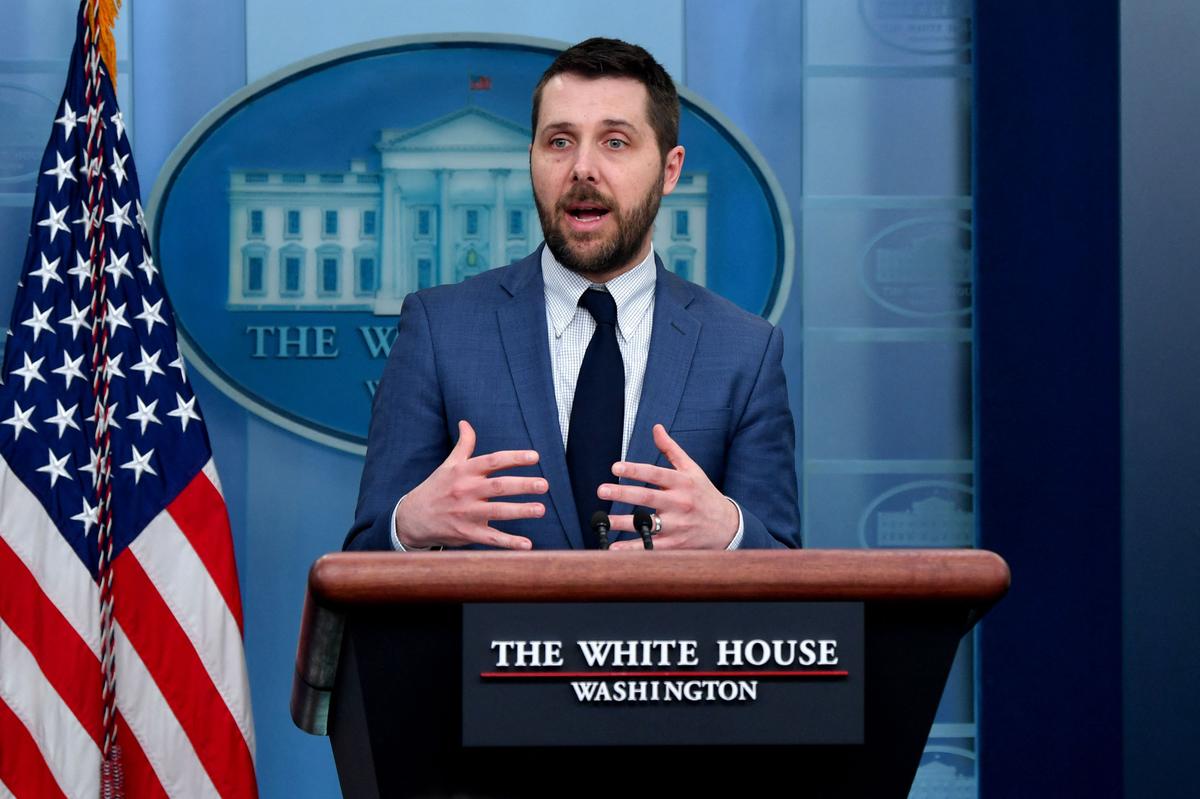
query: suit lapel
496 256 583 549
611 264 700 524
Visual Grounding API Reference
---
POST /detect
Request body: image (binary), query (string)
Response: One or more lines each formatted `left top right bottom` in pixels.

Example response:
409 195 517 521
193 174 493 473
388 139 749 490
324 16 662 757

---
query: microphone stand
590 510 611 550
633 511 655 550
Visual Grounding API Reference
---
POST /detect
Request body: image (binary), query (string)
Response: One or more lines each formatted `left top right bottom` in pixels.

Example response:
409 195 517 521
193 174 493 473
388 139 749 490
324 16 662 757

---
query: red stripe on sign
113 549 257 799
480 670 850 679
0 696 68 799
167 471 244 633
0 534 103 747
116 711 169 799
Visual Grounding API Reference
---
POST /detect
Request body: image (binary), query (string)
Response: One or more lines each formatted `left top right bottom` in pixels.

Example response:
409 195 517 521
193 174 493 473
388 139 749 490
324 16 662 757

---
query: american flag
0 2 257 796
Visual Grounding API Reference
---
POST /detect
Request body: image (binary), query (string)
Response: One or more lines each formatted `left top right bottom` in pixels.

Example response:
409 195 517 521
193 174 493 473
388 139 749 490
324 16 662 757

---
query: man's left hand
600 424 738 550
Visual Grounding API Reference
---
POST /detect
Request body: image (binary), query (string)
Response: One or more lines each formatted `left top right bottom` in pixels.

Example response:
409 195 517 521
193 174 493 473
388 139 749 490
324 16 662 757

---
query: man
344 38 800 551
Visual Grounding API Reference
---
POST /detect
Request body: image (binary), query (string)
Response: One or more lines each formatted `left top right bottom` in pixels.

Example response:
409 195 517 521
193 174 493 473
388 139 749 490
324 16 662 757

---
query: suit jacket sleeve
344 293 449 551
722 325 802 548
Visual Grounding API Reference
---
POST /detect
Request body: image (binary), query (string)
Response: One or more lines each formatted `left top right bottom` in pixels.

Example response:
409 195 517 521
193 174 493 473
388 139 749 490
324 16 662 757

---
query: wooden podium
292 550 1008 798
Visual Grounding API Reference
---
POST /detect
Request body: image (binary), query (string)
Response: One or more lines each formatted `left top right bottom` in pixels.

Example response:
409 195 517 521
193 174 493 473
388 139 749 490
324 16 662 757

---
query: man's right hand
393 420 545 550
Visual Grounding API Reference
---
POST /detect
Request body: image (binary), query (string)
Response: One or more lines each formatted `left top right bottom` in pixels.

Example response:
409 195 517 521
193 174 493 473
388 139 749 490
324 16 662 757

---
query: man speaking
344 38 801 552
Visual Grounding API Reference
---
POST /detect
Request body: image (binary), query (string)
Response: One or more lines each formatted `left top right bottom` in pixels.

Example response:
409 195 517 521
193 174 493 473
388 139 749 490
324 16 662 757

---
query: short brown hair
531 37 680 162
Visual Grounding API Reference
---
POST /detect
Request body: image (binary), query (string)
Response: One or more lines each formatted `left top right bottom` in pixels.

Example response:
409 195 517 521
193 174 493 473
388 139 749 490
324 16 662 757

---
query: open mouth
566 203 610 222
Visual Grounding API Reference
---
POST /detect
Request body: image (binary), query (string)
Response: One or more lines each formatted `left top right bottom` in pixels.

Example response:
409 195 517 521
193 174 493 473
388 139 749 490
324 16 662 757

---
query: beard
534 180 662 276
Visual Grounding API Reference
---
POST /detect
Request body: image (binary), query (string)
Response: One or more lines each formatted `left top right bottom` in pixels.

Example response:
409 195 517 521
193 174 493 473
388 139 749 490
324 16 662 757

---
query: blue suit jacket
344 249 801 550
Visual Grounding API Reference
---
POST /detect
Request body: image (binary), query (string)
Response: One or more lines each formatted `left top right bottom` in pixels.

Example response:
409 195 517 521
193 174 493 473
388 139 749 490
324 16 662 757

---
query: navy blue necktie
566 289 624 549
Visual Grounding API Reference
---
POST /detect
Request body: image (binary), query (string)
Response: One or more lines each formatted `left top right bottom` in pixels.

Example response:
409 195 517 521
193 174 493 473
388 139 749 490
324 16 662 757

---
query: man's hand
393 420 546 550
601 424 739 550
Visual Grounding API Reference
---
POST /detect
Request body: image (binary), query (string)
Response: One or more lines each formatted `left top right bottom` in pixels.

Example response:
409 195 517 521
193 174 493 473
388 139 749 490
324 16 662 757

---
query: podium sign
292 550 1009 798
462 601 864 746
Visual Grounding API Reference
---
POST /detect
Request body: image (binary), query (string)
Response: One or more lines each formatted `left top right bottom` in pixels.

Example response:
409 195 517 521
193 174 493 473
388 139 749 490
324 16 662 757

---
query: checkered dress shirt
540 245 656 456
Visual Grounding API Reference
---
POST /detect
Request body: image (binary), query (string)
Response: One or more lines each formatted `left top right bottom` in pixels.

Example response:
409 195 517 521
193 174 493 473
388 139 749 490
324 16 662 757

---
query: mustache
556 184 614 212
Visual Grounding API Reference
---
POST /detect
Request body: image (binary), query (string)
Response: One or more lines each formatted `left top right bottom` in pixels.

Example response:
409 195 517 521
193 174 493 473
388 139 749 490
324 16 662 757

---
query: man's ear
661 145 686 196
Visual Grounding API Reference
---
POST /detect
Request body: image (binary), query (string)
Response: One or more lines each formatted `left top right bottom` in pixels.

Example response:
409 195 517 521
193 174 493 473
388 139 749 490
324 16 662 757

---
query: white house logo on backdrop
858 480 974 548
910 747 976 799
861 217 972 318
149 36 791 453
858 0 972 55
225 108 708 317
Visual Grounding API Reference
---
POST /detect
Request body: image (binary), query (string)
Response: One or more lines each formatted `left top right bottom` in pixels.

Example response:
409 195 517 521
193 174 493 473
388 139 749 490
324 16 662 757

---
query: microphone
633 511 655 550
590 510 611 550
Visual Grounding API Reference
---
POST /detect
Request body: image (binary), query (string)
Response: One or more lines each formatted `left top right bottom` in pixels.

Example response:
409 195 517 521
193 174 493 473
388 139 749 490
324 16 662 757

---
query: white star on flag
79 446 102 488
105 299 133 336
12 352 47 389
106 198 133 237
67 251 92 289
54 100 79 140
170 354 188 383
37 201 70 242
2 401 37 440
88 401 121 430
105 248 133 286
44 399 80 438
136 248 158 282
44 152 78 192
131 346 165 384
29 253 65 291
72 203 97 232
21 303 54 342
83 154 102 180
71 496 100 536
59 301 91 339
110 150 129 187
136 297 166 334
51 351 86 388
102 351 126 381
83 99 104 134
36 448 73 487
127 395 161 434
169 393 201 432
120 444 157 484
110 109 125 140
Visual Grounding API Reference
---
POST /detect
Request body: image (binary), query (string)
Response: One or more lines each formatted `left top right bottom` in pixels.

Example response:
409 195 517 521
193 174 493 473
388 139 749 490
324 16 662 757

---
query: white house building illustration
226 107 709 314
876 495 973 547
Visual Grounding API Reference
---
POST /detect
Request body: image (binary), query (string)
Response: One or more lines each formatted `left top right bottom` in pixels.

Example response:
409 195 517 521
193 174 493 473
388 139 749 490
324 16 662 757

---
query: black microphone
633 511 655 550
590 510 611 550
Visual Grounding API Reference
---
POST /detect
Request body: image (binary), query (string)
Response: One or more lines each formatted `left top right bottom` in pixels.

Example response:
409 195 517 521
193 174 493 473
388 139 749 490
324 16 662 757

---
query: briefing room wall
3 2 977 797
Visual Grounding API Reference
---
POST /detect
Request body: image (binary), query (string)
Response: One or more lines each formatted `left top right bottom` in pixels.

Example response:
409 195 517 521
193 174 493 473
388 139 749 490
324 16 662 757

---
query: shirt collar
541 245 657 340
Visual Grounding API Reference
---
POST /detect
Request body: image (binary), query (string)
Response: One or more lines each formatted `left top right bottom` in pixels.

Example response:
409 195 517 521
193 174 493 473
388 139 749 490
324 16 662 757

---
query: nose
570 142 599 184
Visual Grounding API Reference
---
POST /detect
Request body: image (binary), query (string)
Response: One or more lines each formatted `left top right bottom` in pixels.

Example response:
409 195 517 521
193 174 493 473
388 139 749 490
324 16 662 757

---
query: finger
653 424 696 471
597 482 663 508
607 514 636 532
610 532 685 551
483 476 549 498
481 500 546 522
446 420 476 464
611 460 679 488
609 539 656 551
608 539 639 550
461 526 533 550
468 448 540 475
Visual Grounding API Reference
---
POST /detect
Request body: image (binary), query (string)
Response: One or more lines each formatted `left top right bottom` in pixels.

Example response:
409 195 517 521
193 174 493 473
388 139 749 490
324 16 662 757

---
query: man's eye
605 139 627 150
550 138 570 149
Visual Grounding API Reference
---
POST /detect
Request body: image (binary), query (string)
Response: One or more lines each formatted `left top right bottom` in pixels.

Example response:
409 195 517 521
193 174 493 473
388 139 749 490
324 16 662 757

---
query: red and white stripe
0 458 257 798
